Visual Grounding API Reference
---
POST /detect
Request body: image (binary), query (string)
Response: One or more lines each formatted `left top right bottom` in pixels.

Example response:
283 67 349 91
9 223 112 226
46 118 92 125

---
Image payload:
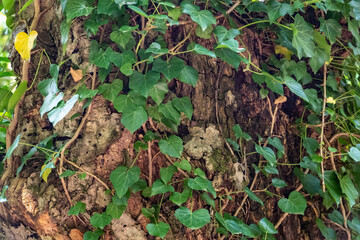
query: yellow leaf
41 165 52 183
275 45 293 61
327 97 336 104
70 67 83 82
14 31 38 60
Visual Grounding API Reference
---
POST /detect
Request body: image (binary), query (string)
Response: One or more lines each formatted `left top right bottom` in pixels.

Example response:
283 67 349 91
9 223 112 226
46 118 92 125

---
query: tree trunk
0 1 323 239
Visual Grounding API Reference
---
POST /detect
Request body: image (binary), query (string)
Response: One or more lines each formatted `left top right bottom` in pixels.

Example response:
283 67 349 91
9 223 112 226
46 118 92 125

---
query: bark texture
0 1 323 239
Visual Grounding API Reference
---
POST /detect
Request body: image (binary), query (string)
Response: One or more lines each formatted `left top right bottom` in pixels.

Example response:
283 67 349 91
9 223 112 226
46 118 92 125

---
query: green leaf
153 57 184 80
291 14 315 59
188 177 216 197
340 174 359 207
147 222 170 239
258 217 278 234
349 147 360 162
309 48 329 74
160 165 177 184
172 97 193 120
214 48 241 69
90 213 112 229
113 91 146 113
255 144 276 166
48 94 79 126
110 166 140 198
3 0 15 10
175 207 210 229
159 135 183 159
272 178 287 188
284 76 309 102
278 191 307 214
68 201 86 216
213 26 240 43
350 0 360 21
149 81 168 105
65 0 94 20
328 210 344 226
150 179 175 196
303 137 319 155
0 186 8 203
110 30 134 49
8 81 27 113
267 0 293 24
232 124 252 141
181 3 216 31
59 170 76 178
294 168 320 196
128 5 148 17
178 65 199 87
121 106 148 133
158 101 181 125
40 92 64 117
106 202 126 219
83 229 104 240
173 159 192 172
3 134 20 161
319 18 342 44
324 171 342 205
97 0 119 15
244 187 263 206
194 44 216 58
129 71 160 98
90 47 113 69
170 188 192 206
145 42 169 55
316 218 336 240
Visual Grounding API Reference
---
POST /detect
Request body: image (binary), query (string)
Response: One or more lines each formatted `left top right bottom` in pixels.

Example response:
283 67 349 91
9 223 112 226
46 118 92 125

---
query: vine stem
320 64 327 193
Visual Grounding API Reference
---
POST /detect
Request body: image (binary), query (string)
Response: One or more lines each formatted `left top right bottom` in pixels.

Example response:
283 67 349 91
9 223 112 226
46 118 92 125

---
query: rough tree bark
0 0 323 239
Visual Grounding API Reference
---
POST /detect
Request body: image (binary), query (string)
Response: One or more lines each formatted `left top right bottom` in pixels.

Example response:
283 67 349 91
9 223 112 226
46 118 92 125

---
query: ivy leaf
90 47 115 69
159 135 183 159
148 81 168 105
244 187 264 206
90 213 112 229
350 0 360 21
278 191 307 214
233 124 252 141
40 92 64 117
145 42 169 54
194 44 216 58
76 85 98 101
172 97 193 120
324 171 342 205
291 14 315 59
3 134 20 161
319 18 342 44
128 5 148 17
14 31 38 60
110 166 140 198
316 218 337 240
340 174 359 207
106 202 126 219
147 222 170 239
272 178 287 188
181 3 216 31
175 207 210 229
83 229 104 240
59 170 76 178
173 159 192 172
213 26 240 42
65 0 94 20
68 201 86 216
178 65 199 87
267 0 293 24
258 218 278 234
160 165 177 184
284 76 309 102
170 188 192 206
150 179 175 196
255 144 276 166
188 177 216 197
97 0 119 15
121 106 148 133
113 91 146 113
8 81 28 113
158 101 181 125
214 48 241 69
110 29 134 49
309 48 329 74
129 71 160 98
349 146 360 162
294 168 321 196
47 94 79 126
153 57 184 80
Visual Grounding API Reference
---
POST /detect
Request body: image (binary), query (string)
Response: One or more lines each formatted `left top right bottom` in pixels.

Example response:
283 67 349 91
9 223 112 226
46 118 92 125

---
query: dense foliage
1 0 360 239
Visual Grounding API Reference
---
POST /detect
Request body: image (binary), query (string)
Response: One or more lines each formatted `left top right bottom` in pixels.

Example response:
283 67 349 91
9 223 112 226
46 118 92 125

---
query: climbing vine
1 0 360 239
